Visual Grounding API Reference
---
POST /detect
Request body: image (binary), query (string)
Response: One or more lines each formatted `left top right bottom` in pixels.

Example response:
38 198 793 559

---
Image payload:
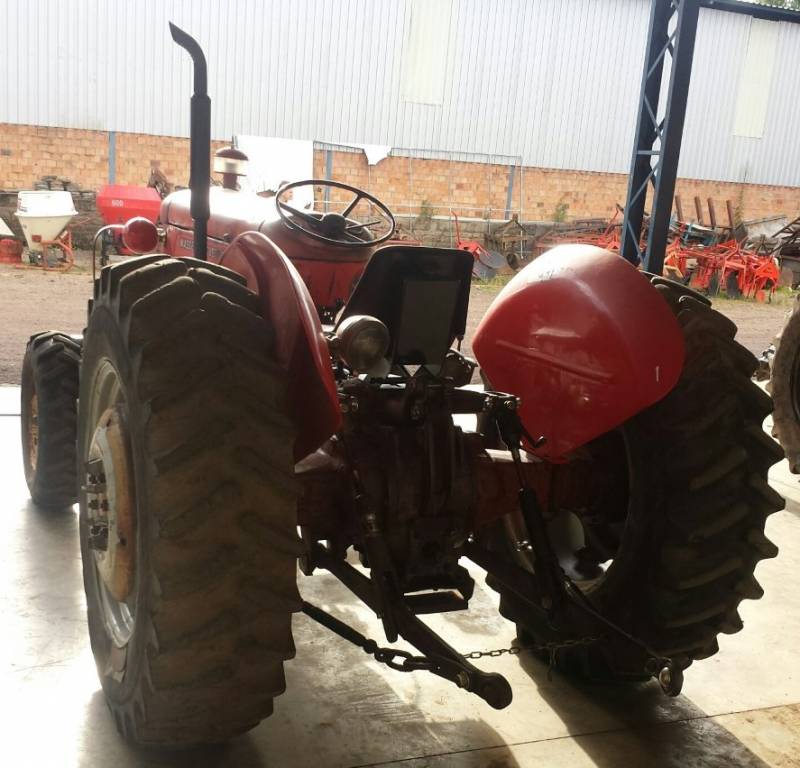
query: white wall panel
733 19 779 138
400 0 453 105
1 0 799 186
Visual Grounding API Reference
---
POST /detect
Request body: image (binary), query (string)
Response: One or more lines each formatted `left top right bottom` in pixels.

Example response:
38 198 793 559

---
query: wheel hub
85 407 136 605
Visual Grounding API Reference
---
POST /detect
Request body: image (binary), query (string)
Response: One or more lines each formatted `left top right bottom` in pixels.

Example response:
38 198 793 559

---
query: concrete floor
1 384 800 768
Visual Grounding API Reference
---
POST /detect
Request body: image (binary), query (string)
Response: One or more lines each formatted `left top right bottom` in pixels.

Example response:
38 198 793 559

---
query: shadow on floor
515 650 771 768
79 691 271 768
283 600 522 768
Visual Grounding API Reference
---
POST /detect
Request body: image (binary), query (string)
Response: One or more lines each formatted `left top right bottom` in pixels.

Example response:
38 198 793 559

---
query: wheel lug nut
88 522 109 551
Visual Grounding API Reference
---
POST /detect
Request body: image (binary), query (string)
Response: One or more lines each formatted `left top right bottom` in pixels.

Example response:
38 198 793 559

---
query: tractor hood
162 187 277 242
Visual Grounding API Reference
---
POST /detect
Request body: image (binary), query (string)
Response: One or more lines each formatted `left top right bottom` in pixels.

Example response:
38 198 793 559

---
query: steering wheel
275 180 395 248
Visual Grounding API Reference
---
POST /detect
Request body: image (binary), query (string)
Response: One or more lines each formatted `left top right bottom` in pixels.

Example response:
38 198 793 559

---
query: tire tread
81 257 299 746
21 332 81 507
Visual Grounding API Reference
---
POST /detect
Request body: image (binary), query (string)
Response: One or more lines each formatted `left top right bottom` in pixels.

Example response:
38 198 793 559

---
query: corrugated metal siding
1 0 799 185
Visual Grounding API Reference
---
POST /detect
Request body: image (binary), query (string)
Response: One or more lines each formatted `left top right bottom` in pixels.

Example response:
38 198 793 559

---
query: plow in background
534 200 784 302
669 231 780 302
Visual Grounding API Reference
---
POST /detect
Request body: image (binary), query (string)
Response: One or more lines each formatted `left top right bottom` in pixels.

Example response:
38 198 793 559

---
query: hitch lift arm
308 543 513 710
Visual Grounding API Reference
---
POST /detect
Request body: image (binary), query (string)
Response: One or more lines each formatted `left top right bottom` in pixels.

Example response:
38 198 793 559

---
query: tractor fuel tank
161 187 373 311
473 245 685 460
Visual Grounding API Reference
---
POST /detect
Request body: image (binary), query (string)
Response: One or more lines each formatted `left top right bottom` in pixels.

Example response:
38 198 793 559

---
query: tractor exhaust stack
169 22 210 261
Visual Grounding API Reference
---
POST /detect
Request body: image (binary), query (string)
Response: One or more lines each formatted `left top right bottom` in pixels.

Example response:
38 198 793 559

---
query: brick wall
116 133 228 187
1 123 798 231
0 124 109 190
314 150 800 224
0 123 227 190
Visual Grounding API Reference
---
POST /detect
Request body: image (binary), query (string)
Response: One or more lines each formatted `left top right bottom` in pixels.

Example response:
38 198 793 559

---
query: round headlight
336 315 390 374
121 217 159 254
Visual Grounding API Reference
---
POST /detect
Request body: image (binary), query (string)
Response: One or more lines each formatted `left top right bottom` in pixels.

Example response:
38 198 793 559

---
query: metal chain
463 635 601 680
355 636 602 676
463 635 600 661
302 601 438 673
374 647 435 673
301 600 601 679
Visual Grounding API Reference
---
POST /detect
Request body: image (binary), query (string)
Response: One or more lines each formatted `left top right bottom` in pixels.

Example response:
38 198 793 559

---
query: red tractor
20 25 783 749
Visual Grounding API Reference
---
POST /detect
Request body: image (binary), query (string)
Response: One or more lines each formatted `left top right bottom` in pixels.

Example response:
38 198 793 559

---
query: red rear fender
473 245 684 460
219 232 341 461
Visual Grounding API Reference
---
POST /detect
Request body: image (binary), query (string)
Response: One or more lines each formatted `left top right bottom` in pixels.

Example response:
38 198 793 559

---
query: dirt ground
0 254 792 385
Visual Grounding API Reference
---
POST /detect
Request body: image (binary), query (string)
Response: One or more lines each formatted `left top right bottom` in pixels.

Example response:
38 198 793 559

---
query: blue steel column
620 0 700 274
108 131 116 183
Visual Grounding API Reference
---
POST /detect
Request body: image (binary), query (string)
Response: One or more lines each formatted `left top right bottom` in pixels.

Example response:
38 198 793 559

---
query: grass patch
472 274 514 290
711 288 794 307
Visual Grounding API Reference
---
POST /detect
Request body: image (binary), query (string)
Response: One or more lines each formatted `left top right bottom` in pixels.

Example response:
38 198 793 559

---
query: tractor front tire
21 331 81 508
78 256 301 746
489 278 784 678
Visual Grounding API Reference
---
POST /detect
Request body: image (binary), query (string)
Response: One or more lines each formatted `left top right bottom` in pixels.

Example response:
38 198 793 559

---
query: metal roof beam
701 0 800 24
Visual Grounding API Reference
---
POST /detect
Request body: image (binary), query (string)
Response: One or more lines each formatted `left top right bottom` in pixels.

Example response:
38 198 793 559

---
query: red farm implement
537 206 779 301
452 211 508 279
680 238 780 301
95 184 163 265
533 206 624 256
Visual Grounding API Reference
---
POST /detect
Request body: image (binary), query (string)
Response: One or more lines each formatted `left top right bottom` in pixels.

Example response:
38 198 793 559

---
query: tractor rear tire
21 331 81 508
78 255 302 746
769 293 800 471
488 278 784 678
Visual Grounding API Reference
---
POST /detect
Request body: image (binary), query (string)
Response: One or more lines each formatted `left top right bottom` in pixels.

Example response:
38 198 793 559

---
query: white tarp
322 142 392 165
0 217 14 237
234 135 314 209
351 144 392 165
